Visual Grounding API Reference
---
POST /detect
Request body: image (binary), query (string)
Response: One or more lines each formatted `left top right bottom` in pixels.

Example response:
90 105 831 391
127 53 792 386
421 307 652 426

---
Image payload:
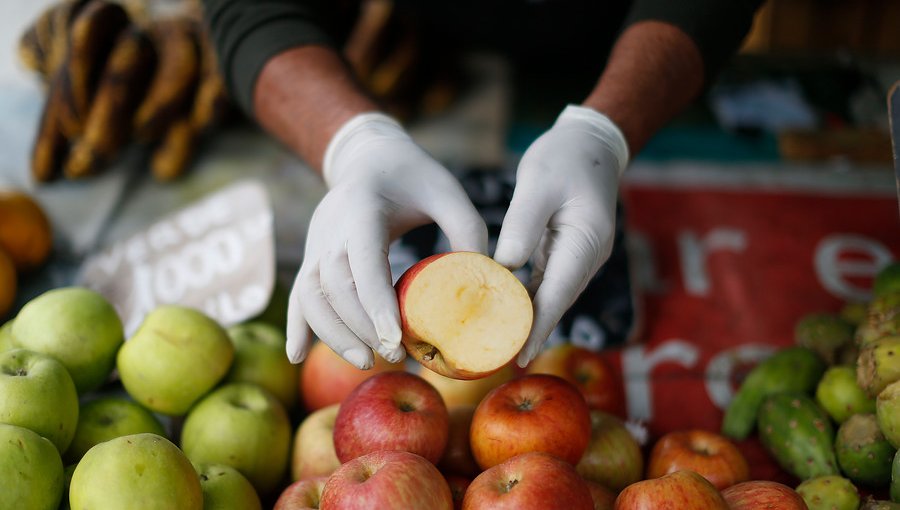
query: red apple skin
446 475 471 510
333 371 449 464
526 345 625 416
470 374 591 469
439 405 479 477
585 481 616 510
462 452 594 510
721 481 808 510
300 341 402 411
646 430 749 490
274 477 327 510
614 470 730 510
320 450 453 510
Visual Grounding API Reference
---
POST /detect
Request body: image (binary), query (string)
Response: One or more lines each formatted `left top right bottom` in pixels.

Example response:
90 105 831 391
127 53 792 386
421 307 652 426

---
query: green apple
12 287 123 393
70 433 202 510
0 319 16 352
64 396 165 464
0 423 64 510
181 383 291 495
225 321 298 409
117 305 234 415
291 403 341 481
195 462 263 510
0 348 79 452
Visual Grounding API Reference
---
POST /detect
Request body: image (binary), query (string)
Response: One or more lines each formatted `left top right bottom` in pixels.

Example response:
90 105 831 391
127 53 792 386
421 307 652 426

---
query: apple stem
503 479 519 493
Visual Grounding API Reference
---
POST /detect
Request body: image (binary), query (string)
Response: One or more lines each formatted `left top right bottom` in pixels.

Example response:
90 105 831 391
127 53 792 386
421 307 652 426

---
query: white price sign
80 180 276 335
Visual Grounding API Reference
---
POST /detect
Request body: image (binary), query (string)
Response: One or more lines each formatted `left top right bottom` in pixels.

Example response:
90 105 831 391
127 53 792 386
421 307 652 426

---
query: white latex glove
286 113 488 369
495 105 629 367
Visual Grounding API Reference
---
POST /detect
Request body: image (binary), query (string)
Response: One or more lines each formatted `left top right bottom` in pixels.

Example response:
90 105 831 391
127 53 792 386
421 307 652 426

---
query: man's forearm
253 46 377 173
584 20 705 154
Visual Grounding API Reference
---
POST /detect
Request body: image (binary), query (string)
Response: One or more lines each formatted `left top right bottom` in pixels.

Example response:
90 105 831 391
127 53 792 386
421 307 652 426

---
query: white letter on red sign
815 234 892 302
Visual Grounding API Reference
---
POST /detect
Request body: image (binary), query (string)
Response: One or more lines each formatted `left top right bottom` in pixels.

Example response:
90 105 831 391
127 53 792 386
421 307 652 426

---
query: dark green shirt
203 0 763 116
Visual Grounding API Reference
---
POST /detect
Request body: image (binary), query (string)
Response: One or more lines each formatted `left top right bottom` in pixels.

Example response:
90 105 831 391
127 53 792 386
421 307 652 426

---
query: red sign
603 169 899 481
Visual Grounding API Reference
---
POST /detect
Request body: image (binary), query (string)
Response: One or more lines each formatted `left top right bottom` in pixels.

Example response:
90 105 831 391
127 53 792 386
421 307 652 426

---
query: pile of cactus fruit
723 262 900 510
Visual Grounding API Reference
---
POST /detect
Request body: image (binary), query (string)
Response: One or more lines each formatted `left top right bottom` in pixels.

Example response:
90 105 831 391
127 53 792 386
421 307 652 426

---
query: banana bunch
20 0 229 183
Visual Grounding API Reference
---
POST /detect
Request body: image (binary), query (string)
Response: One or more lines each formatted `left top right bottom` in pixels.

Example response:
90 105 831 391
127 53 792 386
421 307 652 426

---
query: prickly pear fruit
722 347 826 440
843 302 870 327
877 380 900 449
858 337 900 397
817 366 876 424
757 392 838 480
857 292 900 347
891 449 900 502
861 497 900 510
796 314 854 364
796 476 860 510
835 413 895 486
874 263 900 298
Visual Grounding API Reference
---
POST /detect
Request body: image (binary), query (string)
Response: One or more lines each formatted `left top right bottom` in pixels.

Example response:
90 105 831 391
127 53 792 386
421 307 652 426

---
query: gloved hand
286 113 488 369
495 105 629 367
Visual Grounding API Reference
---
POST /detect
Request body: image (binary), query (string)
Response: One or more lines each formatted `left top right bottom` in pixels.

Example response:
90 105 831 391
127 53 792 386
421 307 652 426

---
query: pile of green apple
0 286 299 509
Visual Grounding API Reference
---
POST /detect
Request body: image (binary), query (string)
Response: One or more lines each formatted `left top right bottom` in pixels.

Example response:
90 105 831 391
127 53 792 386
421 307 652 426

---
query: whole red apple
319 450 452 510
291 404 340 481
585 481 616 510
446 475 471 510
462 452 593 510
274 477 326 510
526 345 625 416
470 374 590 469
615 470 729 510
721 481 808 510
646 430 749 490
333 371 448 464
439 405 479 477
300 341 402 411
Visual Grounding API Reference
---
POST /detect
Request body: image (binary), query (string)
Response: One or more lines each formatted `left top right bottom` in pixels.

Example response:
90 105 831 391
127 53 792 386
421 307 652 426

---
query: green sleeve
626 0 764 82
202 0 355 116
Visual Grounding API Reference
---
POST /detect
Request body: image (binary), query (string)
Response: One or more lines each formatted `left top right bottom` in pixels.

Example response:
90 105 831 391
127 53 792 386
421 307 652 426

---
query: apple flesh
614 470 729 510
321 450 453 510
470 374 591 469
70 433 203 510
12 287 123 393
646 429 749 490
396 252 533 380
275 477 327 510
0 423 64 510
226 321 299 409
291 403 341 481
420 363 516 408
722 481 808 510
333 371 448 464
195 462 262 510
181 383 291 495
526 344 624 416
300 340 402 411
0 348 79 452
65 396 165 464
462 452 594 510
117 305 234 415
439 405 480 477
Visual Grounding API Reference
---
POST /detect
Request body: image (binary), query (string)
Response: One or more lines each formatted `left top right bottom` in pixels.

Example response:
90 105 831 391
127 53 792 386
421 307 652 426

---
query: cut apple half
395 252 533 380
